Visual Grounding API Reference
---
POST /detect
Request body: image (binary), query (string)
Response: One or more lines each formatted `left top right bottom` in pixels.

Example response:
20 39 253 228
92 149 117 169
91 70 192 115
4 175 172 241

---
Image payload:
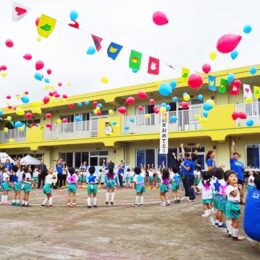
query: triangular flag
208 75 217 91
12 2 28 22
229 83 240 96
37 14 57 38
148 57 160 75
181 67 190 83
218 79 227 94
107 42 123 60
68 20 79 29
91 34 103 52
253 86 260 98
129 50 142 72
243 84 252 98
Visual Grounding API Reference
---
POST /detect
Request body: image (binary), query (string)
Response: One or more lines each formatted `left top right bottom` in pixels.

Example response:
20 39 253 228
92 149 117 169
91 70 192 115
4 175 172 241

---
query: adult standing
56 160 64 188
180 144 189 197
117 160 125 188
62 163 68 187
206 150 217 170
38 159 47 189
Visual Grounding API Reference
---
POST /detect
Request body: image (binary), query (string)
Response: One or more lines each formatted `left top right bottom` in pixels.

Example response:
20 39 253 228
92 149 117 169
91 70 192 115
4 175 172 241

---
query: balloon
46 113 52 119
0 65 7 70
16 108 25 116
153 106 159 114
19 126 25 132
0 110 2 115
209 51 217 60
149 98 155 105
101 77 109 84
246 119 254 127
160 103 166 107
46 123 52 129
47 69 52 75
138 106 144 111
137 91 147 99
43 96 50 105
21 96 29 104
206 99 215 107
152 11 169 26
198 94 204 101
6 116 12 121
23 53 32 60
233 79 241 88
15 121 22 128
202 64 211 74
238 112 247 119
35 60 44 70
9 139 15 144
3 127 8 133
62 94 68 99
75 115 82 122
124 126 130 131
243 25 252 34
245 97 253 104
54 93 60 98
108 109 114 115
62 118 68 124
6 95 11 99
230 50 238 60
58 82 62 87
1 71 7 78
159 83 172 96
170 80 177 90
181 102 189 109
227 73 235 83
202 111 208 118
203 103 213 111
97 103 103 109
57 119 62 125
93 101 97 108
172 96 178 102
249 67 257 75
34 72 43 81
194 114 199 120
49 91 54 97
232 112 239 120
130 118 135 123
183 93 190 102
165 104 171 111
170 115 177 123
70 10 78 21
144 114 151 119
160 107 167 113
126 97 135 105
188 74 203 89
86 46 96 55
118 106 127 114
5 39 14 48
44 78 50 84
216 34 242 53
112 121 117 126
77 102 82 107
85 100 90 106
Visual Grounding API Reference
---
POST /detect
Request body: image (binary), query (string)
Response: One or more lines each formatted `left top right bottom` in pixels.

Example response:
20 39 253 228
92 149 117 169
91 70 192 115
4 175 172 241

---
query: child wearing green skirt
22 166 32 207
86 166 98 208
133 167 146 207
105 166 118 205
159 169 171 206
66 167 78 207
1 166 11 205
12 165 23 206
42 168 56 207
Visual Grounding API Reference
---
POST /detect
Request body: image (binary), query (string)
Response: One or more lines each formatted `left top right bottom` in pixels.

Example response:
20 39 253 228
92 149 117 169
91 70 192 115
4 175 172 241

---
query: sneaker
134 204 138 207
174 200 178 204
218 223 227 228
215 222 219 226
201 213 209 217
176 199 181 203
93 205 97 208
49 205 53 207
87 206 91 208
188 199 195 202
232 236 245 241
11 202 16 206
41 204 46 207
110 202 114 205
105 201 108 205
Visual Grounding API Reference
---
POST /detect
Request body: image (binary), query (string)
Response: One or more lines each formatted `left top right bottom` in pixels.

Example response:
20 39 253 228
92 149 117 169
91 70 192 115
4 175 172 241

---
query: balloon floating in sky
34 72 43 81
21 96 29 104
5 39 14 48
188 74 203 89
230 50 238 60
209 51 217 61
35 17 40 26
216 34 242 53
243 25 252 34
152 11 169 26
58 82 62 87
35 60 44 70
23 53 32 60
0 65 7 71
159 83 172 96
101 77 109 84
137 91 147 99
118 106 127 114
46 69 52 75
202 64 211 74
70 10 78 21
126 97 135 105
86 46 96 55
43 96 50 104
249 67 257 75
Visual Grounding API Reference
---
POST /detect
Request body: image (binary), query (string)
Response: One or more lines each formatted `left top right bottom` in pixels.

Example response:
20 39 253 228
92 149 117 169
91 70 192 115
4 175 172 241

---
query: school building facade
0 64 259 171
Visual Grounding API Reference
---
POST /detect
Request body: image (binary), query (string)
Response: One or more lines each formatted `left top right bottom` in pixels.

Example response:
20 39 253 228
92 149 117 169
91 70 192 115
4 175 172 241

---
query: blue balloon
203 111 208 118
132 69 139 73
230 50 238 60
70 10 78 21
97 103 103 109
249 67 257 75
77 102 82 107
112 121 117 126
85 100 90 106
166 104 171 111
159 83 172 96
0 110 2 116
86 46 96 55
227 73 235 83
170 115 177 123
246 119 254 127
14 121 22 128
34 72 43 81
172 96 178 102
243 25 252 34
124 126 130 130
75 116 82 122
197 94 204 101
130 118 135 123
170 80 177 90
160 103 167 107
21 96 29 104
203 103 213 111
44 78 50 84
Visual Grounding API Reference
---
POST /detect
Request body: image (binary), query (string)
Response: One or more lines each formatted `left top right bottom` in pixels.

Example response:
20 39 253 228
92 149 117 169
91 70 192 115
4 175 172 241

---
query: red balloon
126 97 135 105
239 112 247 119
137 91 147 99
153 106 159 114
49 91 54 97
233 79 242 88
62 118 68 123
58 82 62 87
46 123 52 129
6 95 11 99
188 74 203 89
138 105 144 111
23 54 32 60
181 101 189 109
25 112 33 120
149 98 155 105
68 103 74 109
152 11 169 26
46 113 52 119
62 94 68 99
97 111 102 116
93 101 97 108
202 64 211 74
54 93 60 98
5 39 14 48
24 91 29 95
0 65 7 71
118 106 127 114
43 96 50 104
35 60 44 71
232 112 239 120
46 69 52 75
35 17 40 26
7 105 12 110
216 34 242 53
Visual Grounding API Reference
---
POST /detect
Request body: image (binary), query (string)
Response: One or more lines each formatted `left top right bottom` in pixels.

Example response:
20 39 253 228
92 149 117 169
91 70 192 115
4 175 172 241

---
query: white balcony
44 119 98 140
122 106 202 135
235 102 260 127
0 128 27 143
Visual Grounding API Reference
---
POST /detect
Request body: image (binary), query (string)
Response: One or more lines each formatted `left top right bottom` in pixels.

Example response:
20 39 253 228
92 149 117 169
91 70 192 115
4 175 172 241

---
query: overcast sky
0 0 259 106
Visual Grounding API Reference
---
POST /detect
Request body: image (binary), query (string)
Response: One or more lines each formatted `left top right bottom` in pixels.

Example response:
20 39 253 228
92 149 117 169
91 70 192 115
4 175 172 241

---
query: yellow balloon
200 118 207 124
19 126 24 132
194 114 199 120
16 108 25 116
93 109 98 114
96 107 100 111
108 109 114 115
160 107 167 113
66 82 71 87
33 107 42 115
144 114 151 119
101 77 109 84
56 119 62 125
32 101 42 108
183 94 190 102
245 97 253 104
162 115 167 121
3 127 8 133
9 138 15 143
209 51 217 61
6 116 12 121
44 85 50 90
206 99 215 107
1 71 7 78
36 37 42 42
16 95 21 100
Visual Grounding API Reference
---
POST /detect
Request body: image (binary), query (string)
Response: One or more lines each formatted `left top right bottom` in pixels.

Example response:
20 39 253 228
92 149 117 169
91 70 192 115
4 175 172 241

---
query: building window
246 144 260 169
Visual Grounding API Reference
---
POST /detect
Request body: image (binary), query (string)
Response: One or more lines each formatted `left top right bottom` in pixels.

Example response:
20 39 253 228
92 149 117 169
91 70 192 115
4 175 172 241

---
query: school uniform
171 173 181 191
160 178 170 193
87 174 98 194
13 170 23 191
212 179 227 211
23 173 32 192
105 174 118 189
2 172 11 191
225 185 241 219
197 180 213 204
67 173 78 193
43 174 53 194
133 174 146 193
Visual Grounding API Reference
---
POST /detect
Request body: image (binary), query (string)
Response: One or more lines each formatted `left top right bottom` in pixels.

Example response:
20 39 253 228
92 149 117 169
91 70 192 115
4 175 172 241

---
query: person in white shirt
22 166 32 207
42 168 56 207
32 167 40 189
247 171 255 191
12 165 23 206
1 166 11 205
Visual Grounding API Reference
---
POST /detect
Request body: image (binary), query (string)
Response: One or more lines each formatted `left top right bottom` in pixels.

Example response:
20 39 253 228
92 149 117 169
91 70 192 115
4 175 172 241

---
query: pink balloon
68 103 74 109
43 96 50 104
137 91 147 99
202 64 211 74
138 105 144 111
23 53 32 60
46 123 52 128
126 97 135 105
49 91 54 97
0 65 7 71
153 106 159 114
181 101 189 109
153 11 169 26
188 74 203 89
58 82 62 87
6 95 11 99
238 112 247 120
47 69 52 75
25 112 33 120
216 34 242 54
54 93 60 98
62 118 68 123
5 39 14 48
46 113 52 119
149 98 155 105
118 106 127 114
233 79 242 88
35 60 44 70
62 94 68 99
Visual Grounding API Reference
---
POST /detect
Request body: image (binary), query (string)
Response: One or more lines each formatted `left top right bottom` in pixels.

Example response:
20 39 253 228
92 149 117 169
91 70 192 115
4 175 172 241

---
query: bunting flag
107 42 123 60
12 2 28 21
229 83 241 96
129 50 142 72
37 14 57 38
181 67 190 83
253 86 260 98
148 57 160 75
208 75 217 91
68 20 79 29
91 34 103 51
218 79 227 94
243 84 252 98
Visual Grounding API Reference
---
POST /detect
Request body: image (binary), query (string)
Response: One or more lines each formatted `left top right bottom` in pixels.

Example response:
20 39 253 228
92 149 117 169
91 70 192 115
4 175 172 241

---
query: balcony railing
235 101 260 126
0 128 27 143
44 119 98 140
122 106 202 134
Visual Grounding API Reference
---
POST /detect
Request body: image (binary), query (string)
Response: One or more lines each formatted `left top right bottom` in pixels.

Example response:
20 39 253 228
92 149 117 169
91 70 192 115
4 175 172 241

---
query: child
105 166 118 205
86 166 98 208
148 167 155 189
1 166 11 205
66 167 78 207
32 167 40 189
12 165 23 206
124 168 131 188
171 168 181 203
129 167 135 188
99 168 105 189
194 165 201 194
197 170 213 217
21 166 32 207
224 170 244 241
159 169 171 206
247 171 255 191
42 168 56 207
133 167 146 207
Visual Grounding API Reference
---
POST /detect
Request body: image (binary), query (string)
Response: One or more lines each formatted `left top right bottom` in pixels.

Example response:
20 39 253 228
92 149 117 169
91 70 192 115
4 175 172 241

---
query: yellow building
0 65 259 171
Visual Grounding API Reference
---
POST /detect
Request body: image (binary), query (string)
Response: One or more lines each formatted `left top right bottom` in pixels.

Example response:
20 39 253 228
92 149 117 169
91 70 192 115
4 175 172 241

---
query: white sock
105 192 109 202
233 228 239 237
207 209 211 215
226 220 233 235
16 199 20 204
22 200 25 205
25 201 28 205
93 197 97 206
49 197 53 206
215 220 219 224
5 195 8 203
140 196 144 205
87 197 91 206
42 198 48 205
135 196 139 204
204 210 208 215
12 199 15 203
1 195 4 203
111 192 115 202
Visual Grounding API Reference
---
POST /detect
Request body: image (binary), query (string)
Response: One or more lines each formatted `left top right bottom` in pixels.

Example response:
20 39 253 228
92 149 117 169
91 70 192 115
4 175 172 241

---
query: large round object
202 64 211 74
137 91 147 99
216 34 242 53
159 83 172 96
188 74 203 89
152 11 168 26
126 97 135 105
118 106 127 114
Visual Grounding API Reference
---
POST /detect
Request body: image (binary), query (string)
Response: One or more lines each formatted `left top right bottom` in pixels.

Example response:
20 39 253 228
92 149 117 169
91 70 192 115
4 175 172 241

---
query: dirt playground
0 187 259 260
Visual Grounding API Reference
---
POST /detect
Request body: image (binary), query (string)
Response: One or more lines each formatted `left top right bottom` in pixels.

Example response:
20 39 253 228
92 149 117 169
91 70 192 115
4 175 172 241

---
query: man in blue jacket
56 160 64 188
